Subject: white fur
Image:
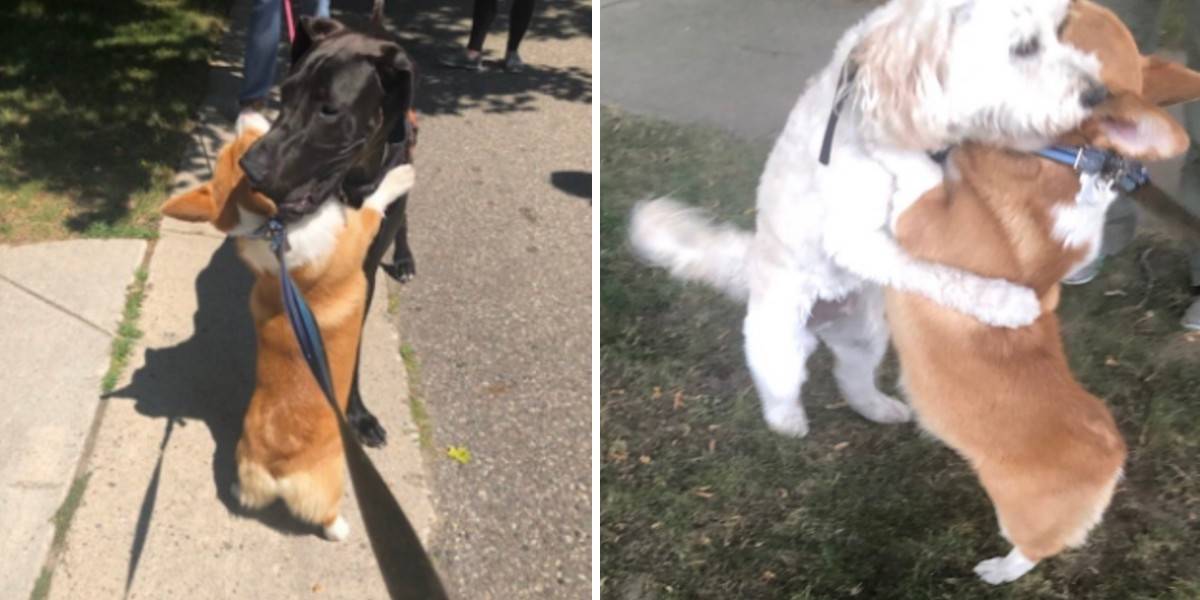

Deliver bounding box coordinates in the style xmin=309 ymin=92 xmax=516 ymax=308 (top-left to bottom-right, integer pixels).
xmin=323 ymin=515 xmax=350 ymax=542
xmin=236 ymin=164 xmax=415 ymax=274
xmin=974 ymin=548 xmax=1037 ymax=585
xmin=1054 ymin=173 xmax=1120 ymax=278
xmin=236 ymin=111 xmax=271 ymax=137
xmin=629 ymin=0 xmax=1100 ymax=437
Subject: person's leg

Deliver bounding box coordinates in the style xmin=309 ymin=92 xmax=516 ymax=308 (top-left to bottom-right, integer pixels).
xmin=1179 ymin=0 xmax=1200 ymax=328
xmin=240 ymin=0 xmax=284 ymax=108
xmin=442 ymin=0 xmax=495 ymax=70
xmin=503 ymin=0 xmax=536 ymax=70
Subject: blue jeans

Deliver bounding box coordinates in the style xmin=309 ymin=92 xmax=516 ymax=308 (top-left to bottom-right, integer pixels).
xmin=1098 ymin=0 xmax=1200 ymax=285
xmin=239 ymin=0 xmax=331 ymax=106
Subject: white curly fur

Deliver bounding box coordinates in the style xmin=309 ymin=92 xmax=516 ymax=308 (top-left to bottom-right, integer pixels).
xmin=629 ymin=0 xmax=1101 ymax=437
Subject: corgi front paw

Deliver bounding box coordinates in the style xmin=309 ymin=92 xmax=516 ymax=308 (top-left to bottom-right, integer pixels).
xmin=364 ymin=164 xmax=416 ymax=213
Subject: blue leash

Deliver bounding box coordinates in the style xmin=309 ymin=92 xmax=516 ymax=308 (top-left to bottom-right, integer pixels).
xmin=263 ymin=217 xmax=448 ymax=600
xmin=1034 ymin=145 xmax=1150 ymax=193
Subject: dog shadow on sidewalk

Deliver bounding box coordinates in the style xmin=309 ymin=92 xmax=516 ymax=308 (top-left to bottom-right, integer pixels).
xmin=107 ymin=240 xmax=318 ymax=588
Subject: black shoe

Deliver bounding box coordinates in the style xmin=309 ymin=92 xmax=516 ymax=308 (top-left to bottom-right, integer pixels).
xmin=440 ymin=52 xmax=483 ymax=71
xmin=503 ymin=52 xmax=525 ymax=72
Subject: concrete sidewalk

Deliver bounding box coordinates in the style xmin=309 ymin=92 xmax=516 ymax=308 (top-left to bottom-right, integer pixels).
xmin=1 ymin=1 xmax=433 ymax=599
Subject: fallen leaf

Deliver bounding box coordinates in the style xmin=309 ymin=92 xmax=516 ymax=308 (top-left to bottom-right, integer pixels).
xmin=447 ymin=446 xmax=472 ymax=464
xmin=833 ymin=442 xmax=850 ymax=451
xmin=693 ymin=486 xmax=714 ymax=499
xmin=639 ymin=455 xmax=652 ymax=464
xmin=1105 ymin=356 xmax=1120 ymax=367
xmin=651 ymin=386 xmax=663 ymax=400
xmin=760 ymin=570 xmax=777 ymax=582
xmin=708 ymin=439 xmax=716 ymax=453
xmin=608 ymin=439 xmax=629 ymax=463
xmin=673 ymin=391 xmax=684 ymax=411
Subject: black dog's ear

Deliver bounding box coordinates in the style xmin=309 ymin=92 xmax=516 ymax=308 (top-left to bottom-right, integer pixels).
xmin=291 ymin=16 xmax=346 ymax=66
xmin=375 ymin=42 xmax=417 ymax=143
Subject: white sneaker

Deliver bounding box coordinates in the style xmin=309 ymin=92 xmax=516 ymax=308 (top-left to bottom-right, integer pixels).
xmin=1181 ymin=297 xmax=1200 ymax=331
xmin=1063 ymin=257 xmax=1103 ymax=286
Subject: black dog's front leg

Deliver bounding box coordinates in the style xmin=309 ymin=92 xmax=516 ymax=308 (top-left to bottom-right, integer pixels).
xmin=380 ymin=194 xmax=415 ymax=283
xmin=344 ymin=195 xmax=414 ymax=447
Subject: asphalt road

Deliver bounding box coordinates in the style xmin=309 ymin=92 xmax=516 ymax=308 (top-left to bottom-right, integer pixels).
xmin=600 ymin=0 xmax=876 ymax=141
xmin=380 ymin=1 xmax=593 ymax=598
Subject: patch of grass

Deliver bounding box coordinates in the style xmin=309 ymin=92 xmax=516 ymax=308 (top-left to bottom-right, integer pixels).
xmin=102 ymin=267 xmax=149 ymax=392
xmin=30 ymin=472 xmax=92 ymax=600
xmin=600 ymin=107 xmax=1200 ymax=599
xmin=400 ymin=343 xmax=434 ymax=450
xmin=0 ymin=0 xmax=233 ymax=243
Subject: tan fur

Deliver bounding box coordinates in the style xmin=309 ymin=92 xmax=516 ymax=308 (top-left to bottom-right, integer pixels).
xmin=163 ymin=128 xmax=385 ymax=533
xmin=886 ymin=1 xmax=1200 ymax=564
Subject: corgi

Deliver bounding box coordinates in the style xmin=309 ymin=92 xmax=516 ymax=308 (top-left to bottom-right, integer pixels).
xmin=885 ymin=1 xmax=1200 ymax=584
xmin=162 ymin=113 xmax=416 ymax=540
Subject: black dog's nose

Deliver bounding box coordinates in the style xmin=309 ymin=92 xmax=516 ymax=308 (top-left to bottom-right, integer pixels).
xmin=1081 ymin=83 xmax=1109 ymax=109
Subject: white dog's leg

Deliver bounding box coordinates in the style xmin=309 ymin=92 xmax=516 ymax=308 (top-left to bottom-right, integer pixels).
xmin=815 ymin=288 xmax=911 ymax=424
xmin=744 ymin=285 xmax=818 ymax=437
xmin=974 ymin=547 xmax=1037 ymax=585
xmin=825 ymin=228 xmax=1041 ymax=328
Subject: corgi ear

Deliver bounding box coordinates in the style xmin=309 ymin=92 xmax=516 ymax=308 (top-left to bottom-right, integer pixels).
xmin=1085 ymin=91 xmax=1190 ymax=161
xmin=1141 ymin=55 xmax=1200 ymax=107
xmin=162 ymin=185 xmax=217 ymax=222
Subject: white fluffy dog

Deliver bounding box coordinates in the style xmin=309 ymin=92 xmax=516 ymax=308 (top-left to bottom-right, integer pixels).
xmin=630 ymin=0 xmax=1105 ymax=437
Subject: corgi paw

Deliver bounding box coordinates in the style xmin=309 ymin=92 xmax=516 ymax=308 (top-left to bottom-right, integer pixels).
xmin=974 ymin=549 xmax=1036 ymax=585
xmin=364 ymin=164 xmax=416 ymax=213
xmin=323 ymin=515 xmax=350 ymax=542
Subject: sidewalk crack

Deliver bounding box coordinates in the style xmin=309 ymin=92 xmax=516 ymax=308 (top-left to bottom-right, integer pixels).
xmin=0 ymin=274 xmax=115 ymax=338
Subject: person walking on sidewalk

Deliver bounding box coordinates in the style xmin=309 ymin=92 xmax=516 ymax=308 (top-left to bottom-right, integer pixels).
xmin=1069 ymin=0 xmax=1200 ymax=330
xmin=441 ymin=0 xmax=537 ymax=72
xmin=239 ymin=0 xmax=331 ymax=118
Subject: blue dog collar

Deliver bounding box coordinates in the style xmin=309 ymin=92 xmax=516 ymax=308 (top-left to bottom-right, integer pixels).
xmin=1035 ymin=145 xmax=1149 ymax=193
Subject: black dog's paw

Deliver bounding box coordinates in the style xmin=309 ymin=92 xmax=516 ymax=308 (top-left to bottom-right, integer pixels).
xmin=382 ymin=257 xmax=416 ymax=283
xmin=348 ymin=409 xmax=389 ymax=448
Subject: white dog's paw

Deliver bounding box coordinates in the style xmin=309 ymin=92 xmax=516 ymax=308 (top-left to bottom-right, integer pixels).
xmin=974 ymin=549 xmax=1036 ymax=585
xmin=850 ymin=392 xmax=913 ymax=424
xmin=972 ymin=280 xmax=1041 ymax=329
xmin=323 ymin=515 xmax=351 ymax=542
xmin=764 ymin=404 xmax=810 ymax=437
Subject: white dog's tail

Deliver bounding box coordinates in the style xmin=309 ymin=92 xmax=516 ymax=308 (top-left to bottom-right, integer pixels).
xmin=629 ymin=197 xmax=751 ymax=301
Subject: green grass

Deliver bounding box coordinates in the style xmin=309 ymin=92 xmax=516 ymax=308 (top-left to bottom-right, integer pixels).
xmin=0 ymin=0 xmax=233 ymax=243
xmin=600 ymin=107 xmax=1200 ymax=599
xmin=400 ymin=343 xmax=435 ymax=450
xmin=102 ymin=267 xmax=149 ymax=392
xmin=29 ymin=472 xmax=92 ymax=600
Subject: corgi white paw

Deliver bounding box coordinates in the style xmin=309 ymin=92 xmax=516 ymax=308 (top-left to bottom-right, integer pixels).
xmin=974 ymin=548 xmax=1036 ymax=585
xmin=323 ymin=515 xmax=350 ymax=542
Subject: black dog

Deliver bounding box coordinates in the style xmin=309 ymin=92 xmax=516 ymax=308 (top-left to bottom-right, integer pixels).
xmin=240 ymin=2 xmax=416 ymax=447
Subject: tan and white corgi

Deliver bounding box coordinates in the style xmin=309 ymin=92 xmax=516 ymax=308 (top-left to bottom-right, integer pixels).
xmin=162 ymin=114 xmax=415 ymax=540
xmin=886 ymin=1 xmax=1200 ymax=584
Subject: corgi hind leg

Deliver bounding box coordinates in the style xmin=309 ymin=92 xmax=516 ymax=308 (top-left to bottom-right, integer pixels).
xmin=277 ymin=454 xmax=348 ymax=541
xmin=233 ymin=459 xmax=280 ymax=510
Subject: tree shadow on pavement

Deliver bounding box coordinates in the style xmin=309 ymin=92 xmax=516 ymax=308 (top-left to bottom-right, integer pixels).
xmin=107 ymin=240 xmax=318 ymax=589
xmin=334 ymin=0 xmax=591 ymax=117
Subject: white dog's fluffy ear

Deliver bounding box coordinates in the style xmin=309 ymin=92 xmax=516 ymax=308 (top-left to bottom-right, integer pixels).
xmin=851 ymin=0 xmax=957 ymax=149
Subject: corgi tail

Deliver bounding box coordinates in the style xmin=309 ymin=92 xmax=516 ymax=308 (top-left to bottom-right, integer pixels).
xmin=629 ymin=197 xmax=752 ymax=301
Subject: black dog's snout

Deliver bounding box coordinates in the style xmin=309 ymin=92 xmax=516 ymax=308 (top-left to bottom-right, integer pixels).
xmin=1081 ymin=83 xmax=1110 ymax=109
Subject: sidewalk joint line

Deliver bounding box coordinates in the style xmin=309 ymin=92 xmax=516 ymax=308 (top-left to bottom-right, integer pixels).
xmin=0 ymin=274 xmax=115 ymax=339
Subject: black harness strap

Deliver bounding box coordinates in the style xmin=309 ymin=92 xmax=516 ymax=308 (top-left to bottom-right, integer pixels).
xmin=265 ymin=220 xmax=448 ymax=600
xmin=819 ymin=60 xmax=859 ymax=166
